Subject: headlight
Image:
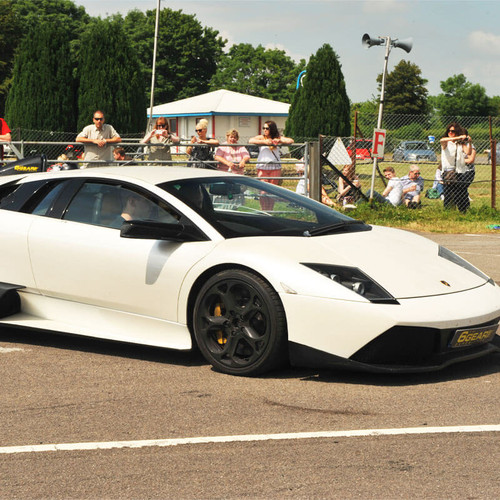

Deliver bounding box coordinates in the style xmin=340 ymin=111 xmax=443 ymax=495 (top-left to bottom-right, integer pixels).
xmin=302 ymin=263 xmax=399 ymax=304
xmin=438 ymin=246 xmax=494 ymax=285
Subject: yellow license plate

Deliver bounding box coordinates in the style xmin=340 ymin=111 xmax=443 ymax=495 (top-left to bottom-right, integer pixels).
xmin=449 ymin=325 xmax=497 ymax=348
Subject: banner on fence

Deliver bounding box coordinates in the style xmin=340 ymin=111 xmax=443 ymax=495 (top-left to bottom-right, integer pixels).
xmin=327 ymin=137 xmax=352 ymax=166
xmin=371 ymin=128 xmax=386 ymax=159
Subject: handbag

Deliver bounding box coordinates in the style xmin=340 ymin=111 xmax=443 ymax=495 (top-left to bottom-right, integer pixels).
xmin=442 ymin=170 xmax=456 ymax=185
xmin=189 ymin=141 xmax=215 ymax=169
xmin=425 ymin=187 xmax=440 ymax=199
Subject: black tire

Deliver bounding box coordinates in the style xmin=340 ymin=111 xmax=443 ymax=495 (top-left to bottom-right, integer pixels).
xmin=193 ymin=269 xmax=287 ymax=376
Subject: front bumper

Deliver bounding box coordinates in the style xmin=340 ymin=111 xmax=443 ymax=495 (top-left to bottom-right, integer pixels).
xmin=289 ymin=321 xmax=500 ymax=373
xmin=281 ymin=280 xmax=500 ymax=372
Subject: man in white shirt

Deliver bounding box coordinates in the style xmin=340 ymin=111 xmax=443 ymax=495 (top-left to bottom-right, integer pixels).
xmin=76 ymin=110 xmax=121 ymax=166
xmin=382 ymin=166 xmax=403 ymax=206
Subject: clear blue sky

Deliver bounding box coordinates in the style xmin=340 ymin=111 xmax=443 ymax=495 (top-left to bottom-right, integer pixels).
xmin=75 ymin=0 xmax=500 ymax=103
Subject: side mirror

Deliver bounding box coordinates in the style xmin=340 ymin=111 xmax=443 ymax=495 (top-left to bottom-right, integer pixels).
xmin=120 ymin=220 xmax=207 ymax=242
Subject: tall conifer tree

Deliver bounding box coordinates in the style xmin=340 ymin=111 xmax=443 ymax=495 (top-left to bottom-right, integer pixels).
xmin=77 ymin=18 xmax=146 ymax=133
xmin=5 ymin=24 xmax=76 ymax=130
xmin=286 ymin=44 xmax=350 ymax=139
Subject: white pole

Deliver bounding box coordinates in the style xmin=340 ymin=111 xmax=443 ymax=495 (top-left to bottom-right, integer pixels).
xmin=369 ymin=37 xmax=391 ymax=203
xmin=148 ymin=0 xmax=161 ymax=129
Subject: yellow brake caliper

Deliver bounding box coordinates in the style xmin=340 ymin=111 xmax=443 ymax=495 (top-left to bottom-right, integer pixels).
xmin=215 ymin=303 xmax=227 ymax=345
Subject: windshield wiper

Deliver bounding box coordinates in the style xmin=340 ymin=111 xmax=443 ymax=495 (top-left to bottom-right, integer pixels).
xmin=305 ymin=220 xmax=366 ymax=236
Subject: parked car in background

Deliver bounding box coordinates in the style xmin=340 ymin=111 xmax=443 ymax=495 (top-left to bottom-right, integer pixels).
xmin=393 ymin=141 xmax=437 ymax=162
xmin=346 ymin=138 xmax=373 ymax=161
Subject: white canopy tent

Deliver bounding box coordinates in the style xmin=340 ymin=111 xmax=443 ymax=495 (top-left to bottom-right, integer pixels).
xmin=147 ymin=89 xmax=290 ymax=142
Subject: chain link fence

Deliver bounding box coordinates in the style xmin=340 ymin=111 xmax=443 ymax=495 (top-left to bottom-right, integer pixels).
xmin=315 ymin=113 xmax=499 ymax=211
xmin=2 ymin=114 xmax=498 ymax=211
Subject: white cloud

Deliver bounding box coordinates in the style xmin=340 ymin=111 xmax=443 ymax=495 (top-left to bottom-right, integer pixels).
xmin=468 ymin=30 xmax=500 ymax=55
xmin=263 ymin=43 xmax=307 ymax=62
xmin=362 ymin=0 xmax=408 ymax=14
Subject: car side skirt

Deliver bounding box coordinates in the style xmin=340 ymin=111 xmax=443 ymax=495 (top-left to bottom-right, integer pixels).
xmin=0 ymin=292 xmax=193 ymax=350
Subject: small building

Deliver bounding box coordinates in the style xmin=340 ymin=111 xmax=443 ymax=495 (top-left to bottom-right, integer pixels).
xmin=148 ymin=89 xmax=290 ymax=143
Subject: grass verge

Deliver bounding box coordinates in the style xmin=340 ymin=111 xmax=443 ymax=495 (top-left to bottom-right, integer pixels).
xmin=346 ymin=202 xmax=499 ymax=233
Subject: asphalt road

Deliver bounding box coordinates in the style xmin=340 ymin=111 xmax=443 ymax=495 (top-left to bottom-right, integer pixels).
xmin=1 ymin=232 xmax=499 ymax=499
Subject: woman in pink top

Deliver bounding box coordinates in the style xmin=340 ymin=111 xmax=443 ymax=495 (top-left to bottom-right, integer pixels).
xmin=214 ymin=129 xmax=250 ymax=174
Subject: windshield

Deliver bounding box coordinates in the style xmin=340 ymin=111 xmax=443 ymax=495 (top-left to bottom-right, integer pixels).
xmin=158 ymin=176 xmax=370 ymax=238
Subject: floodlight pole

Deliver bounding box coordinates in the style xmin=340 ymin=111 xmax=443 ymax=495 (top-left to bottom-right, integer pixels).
xmin=363 ymin=33 xmax=412 ymax=203
xmin=148 ymin=0 xmax=161 ymax=129
xmin=369 ymin=36 xmax=391 ymax=203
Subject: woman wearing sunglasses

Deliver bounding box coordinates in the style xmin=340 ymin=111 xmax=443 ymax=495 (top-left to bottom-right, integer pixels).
xmin=249 ymin=120 xmax=293 ymax=210
xmin=186 ymin=119 xmax=219 ymax=169
xmin=141 ymin=117 xmax=180 ymax=164
xmin=440 ymin=122 xmax=471 ymax=212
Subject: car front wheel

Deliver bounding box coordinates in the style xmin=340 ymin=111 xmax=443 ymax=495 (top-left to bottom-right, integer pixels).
xmin=193 ymin=269 xmax=287 ymax=376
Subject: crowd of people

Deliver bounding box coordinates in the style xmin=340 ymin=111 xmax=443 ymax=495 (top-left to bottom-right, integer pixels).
xmin=343 ymin=121 xmax=476 ymax=212
xmin=0 ymin=112 xmax=479 ymax=212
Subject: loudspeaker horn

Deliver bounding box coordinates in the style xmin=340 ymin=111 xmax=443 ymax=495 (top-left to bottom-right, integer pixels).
xmin=392 ymin=37 xmax=413 ymax=53
xmin=362 ymin=33 xmax=384 ymax=49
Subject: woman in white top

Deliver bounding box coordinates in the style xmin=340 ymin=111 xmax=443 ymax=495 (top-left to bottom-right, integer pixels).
xmin=249 ymin=120 xmax=293 ymax=210
xmin=440 ymin=122 xmax=471 ymax=212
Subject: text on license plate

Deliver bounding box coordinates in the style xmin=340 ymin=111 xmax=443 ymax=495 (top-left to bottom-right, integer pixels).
xmin=449 ymin=325 xmax=497 ymax=348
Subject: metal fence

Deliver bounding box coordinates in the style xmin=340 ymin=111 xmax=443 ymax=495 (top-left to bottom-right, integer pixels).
xmin=2 ymin=115 xmax=498 ymax=211
xmin=1 ymin=130 xmax=309 ymax=186
xmin=315 ymin=113 xmax=499 ymax=211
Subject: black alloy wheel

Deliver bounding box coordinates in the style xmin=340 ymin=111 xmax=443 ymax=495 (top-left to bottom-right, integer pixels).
xmin=193 ymin=269 xmax=287 ymax=376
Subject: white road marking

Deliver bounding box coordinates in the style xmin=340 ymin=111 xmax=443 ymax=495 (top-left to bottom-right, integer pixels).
xmin=1 ymin=425 xmax=499 ymax=455
xmin=458 ymin=251 xmax=500 ymax=256
xmin=0 ymin=347 xmax=25 ymax=353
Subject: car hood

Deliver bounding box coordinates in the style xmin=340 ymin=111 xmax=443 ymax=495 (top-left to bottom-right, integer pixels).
xmin=216 ymin=225 xmax=491 ymax=300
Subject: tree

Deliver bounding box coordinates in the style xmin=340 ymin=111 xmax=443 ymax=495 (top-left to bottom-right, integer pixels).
xmin=286 ymin=44 xmax=350 ymax=138
xmin=123 ymin=8 xmax=225 ymax=106
xmin=376 ymin=60 xmax=428 ymax=114
xmin=2 ymin=0 xmax=89 ymax=117
xmin=5 ymin=24 xmax=77 ymax=130
xmin=489 ymin=96 xmax=500 ymax=116
xmin=433 ymin=74 xmax=490 ymax=117
xmin=209 ymin=43 xmax=306 ymax=103
xmin=11 ymin=0 xmax=89 ymax=33
xmin=76 ymin=18 xmax=147 ymax=133
xmin=0 ymin=0 xmax=22 ymax=116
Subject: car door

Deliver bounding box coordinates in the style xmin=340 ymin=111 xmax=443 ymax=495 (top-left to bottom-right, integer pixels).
xmin=27 ymin=179 xmax=218 ymax=323
xmin=0 ymin=178 xmax=67 ymax=291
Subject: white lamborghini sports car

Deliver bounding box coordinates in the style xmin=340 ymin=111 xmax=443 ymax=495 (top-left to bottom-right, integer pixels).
xmin=0 ymin=165 xmax=499 ymax=376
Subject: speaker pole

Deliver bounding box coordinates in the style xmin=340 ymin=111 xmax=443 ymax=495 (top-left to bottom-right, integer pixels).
xmin=362 ymin=33 xmax=413 ymax=204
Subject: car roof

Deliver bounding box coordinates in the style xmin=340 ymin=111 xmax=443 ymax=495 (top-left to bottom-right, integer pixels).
xmin=3 ymin=166 xmax=237 ymax=186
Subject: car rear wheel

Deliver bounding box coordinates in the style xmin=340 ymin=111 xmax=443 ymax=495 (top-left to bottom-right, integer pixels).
xmin=193 ymin=269 xmax=287 ymax=376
